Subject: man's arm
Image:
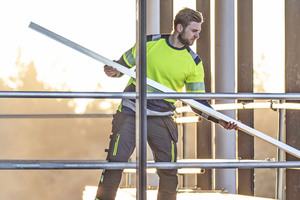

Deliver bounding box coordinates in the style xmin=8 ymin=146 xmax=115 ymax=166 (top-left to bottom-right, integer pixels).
xmin=192 ymin=100 xmax=239 ymax=130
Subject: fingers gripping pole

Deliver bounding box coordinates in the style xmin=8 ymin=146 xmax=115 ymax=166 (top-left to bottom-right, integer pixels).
xmin=28 ymin=22 xmax=300 ymax=159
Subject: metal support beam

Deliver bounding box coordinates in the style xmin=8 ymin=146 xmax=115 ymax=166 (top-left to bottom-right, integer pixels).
xmin=215 ymin=0 xmax=236 ymax=193
xmin=136 ymin=0 xmax=147 ymax=199
xmin=285 ymin=1 xmax=300 ymax=199
xmin=0 ymin=113 xmax=113 ymax=118
xmin=276 ymin=100 xmax=285 ymax=200
xmin=0 ymin=160 xmax=299 ymax=170
xmin=3 ymin=91 xmax=300 ymax=100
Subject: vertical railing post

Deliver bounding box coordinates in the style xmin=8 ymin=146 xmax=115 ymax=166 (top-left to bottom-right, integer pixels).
xmin=136 ymin=0 xmax=147 ymax=200
xmin=276 ymin=100 xmax=285 ymax=200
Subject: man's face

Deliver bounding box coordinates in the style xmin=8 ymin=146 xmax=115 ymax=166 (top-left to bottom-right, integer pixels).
xmin=178 ymin=21 xmax=202 ymax=46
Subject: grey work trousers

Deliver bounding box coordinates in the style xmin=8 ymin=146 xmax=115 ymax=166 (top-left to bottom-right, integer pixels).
xmin=95 ymin=111 xmax=178 ymax=200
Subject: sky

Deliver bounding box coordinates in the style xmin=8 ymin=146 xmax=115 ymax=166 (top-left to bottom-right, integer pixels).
xmin=0 ymin=0 xmax=137 ymax=112
xmin=0 ymin=0 xmax=285 ymax=112
xmin=0 ymin=0 xmax=135 ymax=91
xmin=253 ymin=0 xmax=284 ymax=93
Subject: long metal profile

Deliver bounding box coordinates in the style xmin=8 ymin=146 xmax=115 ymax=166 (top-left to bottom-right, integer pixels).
xmin=28 ymin=22 xmax=300 ymax=159
xmin=2 ymin=91 xmax=300 ymax=100
xmin=1 ymin=160 xmax=300 ymax=170
xmin=0 ymin=113 xmax=113 ymax=118
xmin=136 ymin=0 xmax=147 ymax=199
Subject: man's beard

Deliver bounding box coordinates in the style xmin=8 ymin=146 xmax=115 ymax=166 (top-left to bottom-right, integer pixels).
xmin=178 ymin=31 xmax=190 ymax=46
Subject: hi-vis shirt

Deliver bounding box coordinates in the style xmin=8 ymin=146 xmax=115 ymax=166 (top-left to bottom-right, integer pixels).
xmin=118 ymin=34 xmax=218 ymax=123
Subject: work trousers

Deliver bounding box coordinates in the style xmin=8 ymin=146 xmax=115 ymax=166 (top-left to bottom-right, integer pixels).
xmin=95 ymin=111 xmax=178 ymax=200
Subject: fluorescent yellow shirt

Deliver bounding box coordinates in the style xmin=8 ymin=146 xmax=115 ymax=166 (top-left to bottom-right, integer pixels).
xmin=120 ymin=34 xmax=207 ymax=116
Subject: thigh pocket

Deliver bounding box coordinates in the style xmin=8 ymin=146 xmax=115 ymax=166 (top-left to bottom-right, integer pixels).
xmin=162 ymin=117 xmax=178 ymax=143
xmin=111 ymin=111 xmax=127 ymax=133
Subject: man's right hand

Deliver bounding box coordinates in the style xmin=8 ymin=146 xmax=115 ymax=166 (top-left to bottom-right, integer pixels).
xmin=219 ymin=120 xmax=239 ymax=130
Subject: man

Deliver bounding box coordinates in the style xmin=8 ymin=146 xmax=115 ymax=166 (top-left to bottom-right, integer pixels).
xmin=95 ymin=8 xmax=238 ymax=200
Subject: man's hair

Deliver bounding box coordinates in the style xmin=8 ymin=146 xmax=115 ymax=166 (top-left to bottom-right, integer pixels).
xmin=173 ymin=8 xmax=204 ymax=30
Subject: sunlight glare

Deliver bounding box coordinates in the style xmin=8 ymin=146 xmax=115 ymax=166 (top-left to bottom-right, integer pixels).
xmin=0 ymin=0 xmax=135 ymax=112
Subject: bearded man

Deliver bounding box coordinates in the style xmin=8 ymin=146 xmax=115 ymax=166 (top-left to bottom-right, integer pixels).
xmin=95 ymin=7 xmax=238 ymax=200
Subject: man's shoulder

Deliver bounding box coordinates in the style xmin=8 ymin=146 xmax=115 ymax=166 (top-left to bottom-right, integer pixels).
xmin=146 ymin=34 xmax=169 ymax=42
xmin=185 ymin=46 xmax=202 ymax=65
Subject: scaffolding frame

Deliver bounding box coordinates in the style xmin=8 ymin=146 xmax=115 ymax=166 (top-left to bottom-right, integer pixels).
xmin=1 ymin=91 xmax=300 ymax=200
xmin=1 ymin=0 xmax=299 ymax=198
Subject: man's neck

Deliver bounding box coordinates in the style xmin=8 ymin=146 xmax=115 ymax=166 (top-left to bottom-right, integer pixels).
xmin=169 ymin=33 xmax=184 ymax=49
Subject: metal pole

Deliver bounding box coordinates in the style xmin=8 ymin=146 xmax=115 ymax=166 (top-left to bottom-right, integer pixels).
xmin=3 ymin=91 xmax=300 ymax=100
xmin=136 ymin=0 xmax=147 ymax=200
xmin=0 ymin=91 xmax=136 ymax=99
xmin=0 ymin=113 xmax=113 ymax=118
xmin=276 ymin=99 xmax=285 ymax=200
xmin=0 ymin=160 xmax=299 ymax=170
xmin=215 ymin=0 xmax=237 ymax=193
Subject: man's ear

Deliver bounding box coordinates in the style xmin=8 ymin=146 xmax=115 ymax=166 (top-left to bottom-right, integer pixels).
xmin=176 ymin=24 xmax=183 ymax=33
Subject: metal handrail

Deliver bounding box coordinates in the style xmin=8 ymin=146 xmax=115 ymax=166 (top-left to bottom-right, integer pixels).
xmin=0 ymin=113 xmax=113 ymax=119
xmin=1 ymin=91 xmax=300 ymax=100
xmin=0 ymin=160 xmax=299 ymax=170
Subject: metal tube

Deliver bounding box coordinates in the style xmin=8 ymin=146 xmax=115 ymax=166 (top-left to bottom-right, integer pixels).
xmin=0 ymin=160 xmax=299 ymax=170
xmin=136 ymin=0 xmax=147 ymax=199
xmin=2 ymin=91 xmax=300 ymax=100
xmin=215 ymin=0 xmax=236 ymax=193
xmin=0 ymin=114 xmax=113 ymax=119
xmin=151 ymin=93 xmax=300 ymax=100
xmin=276 ymin=99 xmax=285 ymax=200
xmin=0 ymin=91 xmax=136 ymax=99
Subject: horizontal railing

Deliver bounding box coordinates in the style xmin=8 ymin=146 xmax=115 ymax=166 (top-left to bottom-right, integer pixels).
xmin=0 ymin=160 xmax=300 ymax=170
xmin=1 ymin=91 xmax=300 ymax=170
xmin=1 ymin=91 xmax=300 ymax=100
xmin=0 ymin=113 xmax=113 ymax=119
